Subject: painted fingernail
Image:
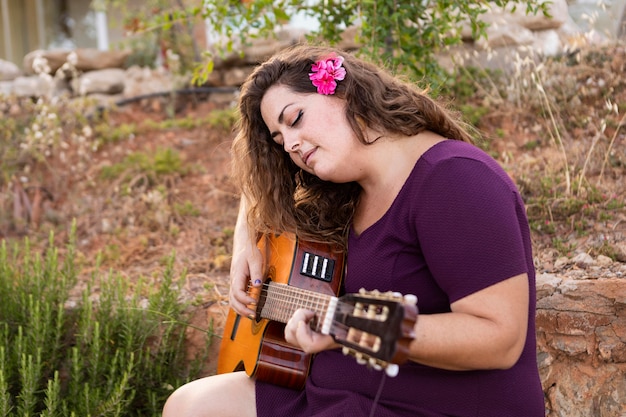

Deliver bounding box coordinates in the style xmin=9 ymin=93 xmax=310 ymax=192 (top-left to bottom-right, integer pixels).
xmin=253 ymin=279 xmax=261 ymax=285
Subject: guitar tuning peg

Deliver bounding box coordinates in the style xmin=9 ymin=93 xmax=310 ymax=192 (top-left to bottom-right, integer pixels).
xmin=370 ymin=359 xmax=382 ymax=371
xmin=385 ymin=364 xmax=399 ymax=377
xmin=403 ymin=294 xmax=418 ymax=305
xmin=342 ymin=347 xmax=367 ymax=365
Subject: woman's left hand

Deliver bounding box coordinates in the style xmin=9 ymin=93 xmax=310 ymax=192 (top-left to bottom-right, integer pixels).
xmin=284 ymin=309 xmax=338 ymax=353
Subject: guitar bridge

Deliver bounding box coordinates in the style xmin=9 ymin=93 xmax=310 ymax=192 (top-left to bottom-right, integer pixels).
xmin=300 ymin=251 xmax=335 ymax=282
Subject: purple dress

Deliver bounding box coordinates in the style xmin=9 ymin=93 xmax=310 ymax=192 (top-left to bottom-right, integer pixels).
xmin=256 ymin=140 xmax=544 ymax=416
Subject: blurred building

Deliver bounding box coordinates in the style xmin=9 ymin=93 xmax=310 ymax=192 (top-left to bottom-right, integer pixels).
xmin=0 ymin=0 xmax=156 ymax=66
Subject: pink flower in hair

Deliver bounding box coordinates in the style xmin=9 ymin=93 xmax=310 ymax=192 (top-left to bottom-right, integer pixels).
xmin=309 ymin=54 xmax=346 ymax=95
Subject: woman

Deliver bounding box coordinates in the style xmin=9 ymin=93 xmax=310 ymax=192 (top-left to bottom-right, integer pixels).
xmin=163 ymin=44 xmax=544 ymax=416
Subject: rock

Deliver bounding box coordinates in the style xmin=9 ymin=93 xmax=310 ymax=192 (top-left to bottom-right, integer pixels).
xmin=544 ymin=363 xmax=626 ymax=417
xmin=71 ymin=68 xmax=126 ymax=95
xmin=531 ymin=29 xmax=563 ymax=57
xmin=614 ymin=242 xmax=626 ymax=262
xmin=123 ymin=66 xmax=174 ymax=98
xmin=72 ymin=48 xmax=131 ymax=72
xmin=461 ymin=0 xmax=569 ymax=39
xmin=0 ymin=81 xmax=13 ymax=96
xmin=554 ymin=256 xmax=570 ymax=270
xmin=477 ymin=22 xmax=536 ymax=49
xmin=536 ymin=272 xmax=562 ymax=298
xmin=596 ymin=325 xmax=626 ymax=363
xmin=239 ymin=26 xmax=308 ymax=66
xmin=23 ymin=50 xmax=66 ymax=75
xmin=12 ymin=75 xmax=53 ymax=97
xmin=500 ymin=0 xmax=570 ymax=31
xmin=572 ymin=252 xmax=595 ymax=268
xmin=0 ymin=59 xmax=21 ymax=81
xmin=597 ymin=255 xmax=613 ymax=267
xmin=23 ymin=48 xmax=130 ymax=75
xmin=537 ymin=277 xmax=626 ymax=416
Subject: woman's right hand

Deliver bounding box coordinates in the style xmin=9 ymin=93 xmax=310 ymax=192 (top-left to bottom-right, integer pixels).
xmin=228 ymin=199 xmax=264 ymax=318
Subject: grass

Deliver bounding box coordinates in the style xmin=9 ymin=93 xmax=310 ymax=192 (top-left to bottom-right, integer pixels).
xmin=444 ymin=43 xmax=626 ymax=258
xmin=0 ymin=226 xmax=214 ymax=417
xmin=99 ymin=148 xmax=187 ymax=187
xmin=94 ymin=107 xmax=239 ymax=146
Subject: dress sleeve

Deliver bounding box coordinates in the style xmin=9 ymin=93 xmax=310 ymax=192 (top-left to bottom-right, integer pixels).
xmin=414 ymin=156 xmax=529 ymax=303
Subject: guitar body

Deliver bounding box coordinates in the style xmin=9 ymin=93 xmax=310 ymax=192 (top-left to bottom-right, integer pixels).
xmin=217 ymin=234 xmax=344 ymax=389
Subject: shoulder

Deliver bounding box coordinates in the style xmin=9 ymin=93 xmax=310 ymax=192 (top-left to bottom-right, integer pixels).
xmin=415 ymin=140 xmax=515 ymax=192
xmin=421 ymin=140 xmax=494 ymax=166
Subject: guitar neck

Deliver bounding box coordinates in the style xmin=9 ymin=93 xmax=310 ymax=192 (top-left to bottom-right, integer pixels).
xmin=254 ymin=280 xmax=418 ymax=375
xmin=258 ymin=282 xmax=334 ymax=330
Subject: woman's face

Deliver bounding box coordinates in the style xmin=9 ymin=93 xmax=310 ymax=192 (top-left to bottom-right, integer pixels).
xmin=260 ymin=84 xmax=364 ymax=183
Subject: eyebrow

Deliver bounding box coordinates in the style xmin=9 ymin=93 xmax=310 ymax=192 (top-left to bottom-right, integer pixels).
xmin=270 ymin=103 xmax=293 ymax=138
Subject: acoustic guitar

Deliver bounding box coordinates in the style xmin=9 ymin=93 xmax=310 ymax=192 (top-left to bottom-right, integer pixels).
xmin=217 ymin=233 xmax=418 ymax=389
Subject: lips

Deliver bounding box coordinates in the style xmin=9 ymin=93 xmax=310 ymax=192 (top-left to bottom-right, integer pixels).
xmin=302 ymin=148 xmax=316 ymax=166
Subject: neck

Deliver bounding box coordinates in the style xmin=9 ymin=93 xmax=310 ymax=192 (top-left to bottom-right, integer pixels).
xmin=352 ymin=132 xmax=446 ymax=234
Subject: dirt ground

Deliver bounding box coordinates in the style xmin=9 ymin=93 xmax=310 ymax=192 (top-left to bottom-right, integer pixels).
xmin=2 ymin=44 xmax=626 ymax=376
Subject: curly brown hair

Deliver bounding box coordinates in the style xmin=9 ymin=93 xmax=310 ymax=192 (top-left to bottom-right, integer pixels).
xmin=231 ymin=44 xmax=473 ymax=249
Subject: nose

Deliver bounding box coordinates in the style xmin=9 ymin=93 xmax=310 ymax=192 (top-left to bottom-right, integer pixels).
xmin=283 ymin=133 xmax=301 ymax=153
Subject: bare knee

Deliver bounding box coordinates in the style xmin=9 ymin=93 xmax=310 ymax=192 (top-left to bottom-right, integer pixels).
xmin=163 ymin=382 xmax=196 ymax=417
xmin=163 ymin=372 xmax=256 ymax=417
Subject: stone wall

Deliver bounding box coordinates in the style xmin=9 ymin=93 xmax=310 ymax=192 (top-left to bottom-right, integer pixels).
xmin=537 ymin=270 xmax=626 ymax=416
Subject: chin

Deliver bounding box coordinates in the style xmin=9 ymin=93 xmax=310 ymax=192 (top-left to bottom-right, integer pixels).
xmin=316 ymin=173 xmax=342 ymax=183
xmin=311 ymin=169 xmax=329 ymax=181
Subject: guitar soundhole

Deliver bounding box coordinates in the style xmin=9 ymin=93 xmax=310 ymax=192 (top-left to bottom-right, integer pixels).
xmin=229 ymin=315 xmax=241 ymax=341
xmin=300 ymin=251 xmax=335 ymax=282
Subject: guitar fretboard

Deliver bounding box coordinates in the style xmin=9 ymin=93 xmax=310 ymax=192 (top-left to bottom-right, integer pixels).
xmin=258 ymin=282 xmax=334 ymax=332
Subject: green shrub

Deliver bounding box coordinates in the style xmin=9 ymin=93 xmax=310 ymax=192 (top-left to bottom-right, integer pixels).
xmin=0 ymin=227 xmax=213 ymax=417
xmin=99 ymin=148 xmax=187 ymax=193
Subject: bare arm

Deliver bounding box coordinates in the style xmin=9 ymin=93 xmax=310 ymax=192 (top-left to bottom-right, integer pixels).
xmin=408 ymin=273 xmax=529 ymax=370
xmin=228 ymin=198 xmax=264 ymax=318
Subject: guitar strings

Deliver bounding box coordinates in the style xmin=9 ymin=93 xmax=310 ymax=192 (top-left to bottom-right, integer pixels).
xmin=253 ymin=282 xmax=388 ymax=355
xmin=249 ymin=282 xmax=397 ymax=381
xmin=253 ymin=281 xmax=388 ymax=327
xmin=256 ymin=282 xmax=363 ymax=317
xmin=260 ymin=283 xmax=332 ymax=325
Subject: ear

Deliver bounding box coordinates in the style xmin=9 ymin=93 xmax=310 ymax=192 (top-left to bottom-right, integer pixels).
xmin=355 ymin=116 xmax=384 ymax=144
xmin=355 ymin=115 xmax=368 ymax=131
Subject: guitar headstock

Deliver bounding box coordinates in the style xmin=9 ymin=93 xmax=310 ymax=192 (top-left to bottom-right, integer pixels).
xmin=331 ymin=289 xmax=418 ymax=376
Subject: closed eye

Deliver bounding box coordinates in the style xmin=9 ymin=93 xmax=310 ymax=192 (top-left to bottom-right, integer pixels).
xmin=291 ymin=110 xmax=303 ymax=127
xmin=270 ymin=109 xmax=302 ymax=145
